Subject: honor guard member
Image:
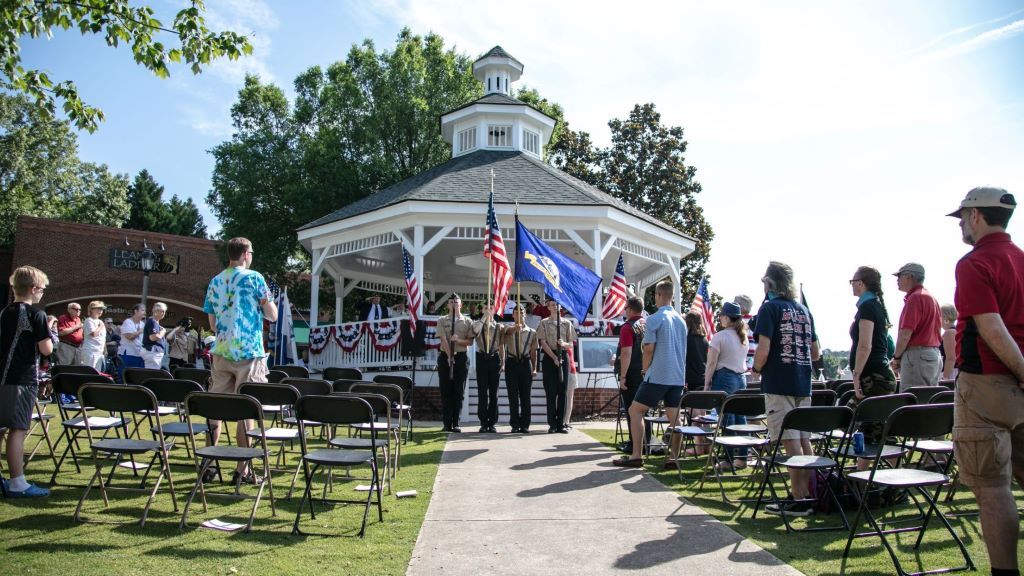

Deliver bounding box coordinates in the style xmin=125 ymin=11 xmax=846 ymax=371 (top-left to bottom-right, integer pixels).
xmin=436 ymin=295 xmax=474 ymax=433
xmin=538 ymin=296 xmax=577 ymax=433
xmin=502 ymin=304 xmax=538 ymax=433
xmin=474 ymin=305 xmax=503 ymax=433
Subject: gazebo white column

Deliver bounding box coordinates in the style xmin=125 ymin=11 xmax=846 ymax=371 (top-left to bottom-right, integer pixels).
xmin=335 ymin=276 xmax=344 ymax=324
xmin=309 ymin=247 xmax=324 ymax=327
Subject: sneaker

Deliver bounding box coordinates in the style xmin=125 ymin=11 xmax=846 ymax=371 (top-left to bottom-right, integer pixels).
xmin=766 ymin=499 xmax=814 ymax=517
xmin=6 ymin=482 xmax=50 ymax=498
xmin=231 ymin=469 xmax=264 ymax=486
xmin=201 ymin=466 xmax=218 ymax=484
xmin=557 ymin=427 xmax=570 ymax=434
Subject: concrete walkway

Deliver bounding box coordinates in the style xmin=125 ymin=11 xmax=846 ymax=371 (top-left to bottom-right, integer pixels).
xmin=407 ymin=426 xmax=802 ymax=575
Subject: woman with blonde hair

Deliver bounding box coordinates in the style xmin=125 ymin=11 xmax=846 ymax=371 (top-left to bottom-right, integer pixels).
xmin=82 ymin=300 xmax=107 ymax=371
xmin=940 ymin=304 xmax=957 ymax=380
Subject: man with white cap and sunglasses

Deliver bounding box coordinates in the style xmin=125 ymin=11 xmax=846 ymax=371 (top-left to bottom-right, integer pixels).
xmin=948 ymin=186 xmax=1024 ymax=576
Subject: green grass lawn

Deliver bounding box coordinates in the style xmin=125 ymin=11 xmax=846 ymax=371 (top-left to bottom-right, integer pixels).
xmin=583 ymin=428 xmax=1021 ymax=576
xmin=2 ymin=413 xmax=445 ymax=576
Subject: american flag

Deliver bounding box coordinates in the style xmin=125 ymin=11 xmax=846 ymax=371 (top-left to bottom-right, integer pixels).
xmin=402 ymin=246 xmax=421 ymax=334
xmin=483 ymin=187 xmax=512 ymax=311
xmin=689 ymin=277 xmax=716 ymax=342
xmin=601 ymin=253 xmax=628 ymax=319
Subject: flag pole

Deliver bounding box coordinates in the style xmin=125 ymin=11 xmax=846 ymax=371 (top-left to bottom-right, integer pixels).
xmin=515 ymin=199 xmax=520 ymax=313
xmin=487 ymin=168 xmax=495 ymax=309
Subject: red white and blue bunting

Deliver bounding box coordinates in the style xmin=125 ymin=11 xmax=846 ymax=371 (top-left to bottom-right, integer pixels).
xmin=367 ymin=320 xmax=401 ymax=352
xmin=308 ymin=326 xmax=333 ymax=354
xmin=335 ymin=323 xmax=363 ymax=352
xmin=423 ymin=320 xmax=440 ymax=350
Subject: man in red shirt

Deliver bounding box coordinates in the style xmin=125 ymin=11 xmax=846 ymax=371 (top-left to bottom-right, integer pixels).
xmin=891 ymin=262 xmax=942 ymax=390
xmin=949 ymin=186 xmax=1024 ymax=576
xmin=615 ymin=297 xmax=645 ymax=454
xmin=55 ymin=302 xmax=84 ymax=365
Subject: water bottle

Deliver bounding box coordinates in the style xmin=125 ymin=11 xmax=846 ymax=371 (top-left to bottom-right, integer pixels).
xmin=852 ymin=431 xmax=865 ymax=455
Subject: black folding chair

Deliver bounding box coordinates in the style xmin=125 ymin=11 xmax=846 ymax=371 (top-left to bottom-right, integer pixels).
xmin=73 ymin=384 xmax=178 ymax=526
xmin=350 ymin=383 xmax=404 ymax=473
xmin=929 ymin=390 xmax=954 ymax=404
xmin=752 ymin=406 xmax=854 ymax=532
xmin=842 ymin=404 xmax=975 ymax=576
xmin=834 ymin=381 xmax=855 ymax=398
xmin=280 ymin=378 xmax=332 ymax=439
xmin=811 ymin=389 xmax=837 ymax=407
xmin=834 ymin=394 xmax=916 ymax=466
xmin=238 ymin=382 xmax=303 ymax=494
xmin=139 ymin=379 xmax=210 ymax=462
xmin=373 ymin=374 xmax=414 ymax=442
xmin=272 ymin=364 xmax=310 ymax=379
xmin=668 ymin=391 xmax=727 ymax=477
xmin=329 ymin=391 xmax=394 ymax=494
xmin=173 ymin=367 xmax=211 ymax=389
xmin=292 ymin=395 xmax=382 ymax=537
xmin=323 ymin=367 xmax=363 ymax=381
xmin=49 ymin=373 xmax=125 ymax=486
xmin=266 ymin=370 xmax=289 ymax=384
xmin=122 ymin=368 xmax=177 ymax=437
xmin=332 ymin=379 xmax=367 ymax=393
xmin=699 ymin=394 xmax=771 ymax=504
xmin=905 ymin=386 xmax=943 ymax=407
xmin=179 ymin=392 xmax=276 ymax=532
xmin=50 ymin=365 xmax=100 ymax=377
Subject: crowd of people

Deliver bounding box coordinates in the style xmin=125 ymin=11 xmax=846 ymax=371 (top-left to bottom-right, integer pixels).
xmin=2 ymin=187 xmax=1023 ymax=575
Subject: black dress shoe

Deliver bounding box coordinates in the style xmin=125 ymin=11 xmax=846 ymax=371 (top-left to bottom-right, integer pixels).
xmin=442 ymin=426 xmax=452 ymax=432
xmin=521 ymin=428 xmax=530 ymax=434
xmin=488 ymin=426 xmax=498 ymax=433
xmin=557 ymin=427 xmax=570 ymax=434
xmin=452 ymin=427 xmax=462 ymax=433
xmin=548 ymin=427 xmax=557 ymax=434
xmin=479 ymin=426 xmax=488 ymax=433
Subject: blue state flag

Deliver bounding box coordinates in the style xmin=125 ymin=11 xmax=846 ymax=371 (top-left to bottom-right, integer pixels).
xmin=514 ymin=218 xmax=602 ymax=321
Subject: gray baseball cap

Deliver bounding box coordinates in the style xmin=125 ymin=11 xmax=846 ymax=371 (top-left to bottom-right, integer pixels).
xmin=947 ymin=187 xmax=1017 ymax=217
xmin=893 ymin=262 xmax=925 ymax=277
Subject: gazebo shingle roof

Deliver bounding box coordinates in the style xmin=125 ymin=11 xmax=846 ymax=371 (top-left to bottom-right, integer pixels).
xmin=475 ymin=45 xmax=521 ymax=67
xmin=298 ymin=150 xmax=689 ymax=238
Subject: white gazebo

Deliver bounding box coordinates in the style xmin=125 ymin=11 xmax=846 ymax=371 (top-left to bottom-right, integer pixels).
xmin=296 ymin=46 xmax=696 ymax=371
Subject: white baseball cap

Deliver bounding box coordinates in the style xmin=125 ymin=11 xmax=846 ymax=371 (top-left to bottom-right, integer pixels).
xmin=947 ymin=187 xmax=1017 ymax=217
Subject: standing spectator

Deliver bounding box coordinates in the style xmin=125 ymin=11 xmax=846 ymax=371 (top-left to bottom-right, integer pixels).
xmin=425 ymin=301 xmax=436 ymax=315
xmin=81 ymin=301 xmax=107 ymax=372
xmin=752 ymin=262 xmax=820 ymax=516
xmin=948 ymin=187 xmax=1024 ymax=576
xmin=204 ymin=237 xmax=277 ymax=484
xmin=891 ymin=263 xmax=943 ymax=390
xmin=613 ymin=281 xmax=686 ymax=467
xmin=55 ymin=302 xmax=83 ymax=365
xmin=166 ymin=317 xmax=197 ymax=370
xmin=733 ymin=294 xmax=758 ymax=375
xmin=705 ymin=302 xmax=750 ymax=471
xmin=616 ymin=297 xmax=646 ymax=453
xmin=847 ymin=266 xmax=897 ymax=469
xmin=118 ymin=304 xmax=146 ymax=368
xmin=141 ymin=302 xmax=169 ymax=370
xmin=684 ymin=311 xmax=708 ymax=390
xmin=358 ymin=294 xmax=389 ymax=322
xmin=0 ymin=266 xmax=53 ymax=497
xmin=940 ymin=304 xmax=957 ymax=380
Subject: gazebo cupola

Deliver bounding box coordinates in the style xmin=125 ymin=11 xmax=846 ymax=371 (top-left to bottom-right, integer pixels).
xmin=440 ymin=46 xmax=556 ymax=160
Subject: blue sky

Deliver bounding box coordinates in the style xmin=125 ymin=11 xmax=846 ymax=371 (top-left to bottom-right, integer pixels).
xmin=21 ymin=0 xmax=1024 ymax=350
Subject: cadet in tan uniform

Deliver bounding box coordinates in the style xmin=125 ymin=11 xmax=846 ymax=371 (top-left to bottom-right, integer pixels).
xmin=473 ymin=306 xmax=502 ymax=433
xmin=502 ymin=304 xmax=538 ymax=433
xmin=436 ymin=294 xmax=474 ymax=433
xmin=538 ymin=296 xmax=577 ymax=433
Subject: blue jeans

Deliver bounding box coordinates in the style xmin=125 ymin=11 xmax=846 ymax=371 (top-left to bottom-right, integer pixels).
xmin=711 ymin=368 xmax=748 ymax=458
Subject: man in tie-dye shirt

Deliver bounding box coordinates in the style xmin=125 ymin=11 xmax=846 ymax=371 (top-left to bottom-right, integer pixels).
xmin=202 ymin=237 xmax=278 ymax=484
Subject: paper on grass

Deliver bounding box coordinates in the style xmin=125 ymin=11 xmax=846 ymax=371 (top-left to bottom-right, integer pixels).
xmin=354 ymin=484 xmax=379 ymax=492
xmin=396 ymin=490 xmax=418 ymax=498
xmin=201 ymin=519 xmax=246 ymax=532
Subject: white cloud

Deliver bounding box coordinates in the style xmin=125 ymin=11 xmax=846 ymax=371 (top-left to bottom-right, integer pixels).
xmin=179 ymin=105 xmax=233 ymax=138
xmin=923 ymin=18 xmax=1024 ymax=62
xmin=198 ymin=0 xmax=279 ymax=84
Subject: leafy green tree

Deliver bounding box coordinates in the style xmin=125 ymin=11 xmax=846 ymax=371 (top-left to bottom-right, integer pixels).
xmin=164 ymin=195 xmax=206 ymax=237
xmin=209 ymin=29 xmax=487 ymax=279
xmin=1 ymin=0 xmax=252 ymax=132
xmin=0 ymin=92 xmax=128 ymax=245
xmin=553 ymin=103 xmax=714 ymax=302
xmin=125 ymin=169 xmax=167 ymax=232
xmin=514 ymin=87 xmax=565 ymax=158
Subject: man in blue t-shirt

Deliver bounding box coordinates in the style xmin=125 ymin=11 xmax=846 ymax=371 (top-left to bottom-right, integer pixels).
xmin=613 ymin=281 xmax=687 ymax=468
xmin=751 ymin=261 xmax=820 ymax=517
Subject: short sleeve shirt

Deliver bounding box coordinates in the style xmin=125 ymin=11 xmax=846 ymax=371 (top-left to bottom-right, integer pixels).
xmin=119 ymin=318 xmax=143 ymax=356
xmin=0 ymin=303 xmax=49 ymax=387
xmin=755 ymin=297 xmax=815 ymax=397
xmin=204 ymin=267 xmax=271 ymax=361
xmin=436 ymin=314 xmax=474 ymax=354
xmin=82 ymin=317 xmax=106 ymax=354
xmin=709 ymin=328 xmax=748 ymax=374
xmin=899 ymin=285 xmax=942 ymax=347
xmin=57 ymin=313 xmax=83 ymax=346
xmin=850 ymin=297 xmax=889 ymax=373
xmin=641 ymin=305 xmax=687 ymax=386
xmin=142 ymin=317 xmax=165 ymax=351
xmin=954 ymin=232 xmax=1024 ymax=375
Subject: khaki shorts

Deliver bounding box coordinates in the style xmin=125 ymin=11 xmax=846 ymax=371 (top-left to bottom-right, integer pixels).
xmin=952 ymin=372 xmax=1024 ymax=488
xmin=209 ymin=355 xmax=268 ymax=394
xmin=766 ymin=394 xmax=810 ymax=442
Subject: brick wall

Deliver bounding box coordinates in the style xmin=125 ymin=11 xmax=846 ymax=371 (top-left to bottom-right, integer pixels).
xmin=7 ymin=216 xmax=224 ymax=323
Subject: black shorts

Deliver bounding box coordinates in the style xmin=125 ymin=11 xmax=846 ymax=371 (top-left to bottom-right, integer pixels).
xmin=0 ymin=385 xmax=38 ymax=430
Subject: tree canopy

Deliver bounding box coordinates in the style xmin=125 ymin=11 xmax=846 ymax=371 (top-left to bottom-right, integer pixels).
xmin=0 ymin=91 xmax=128 ymax=245
xmin=552 ymin=103 xmax=714 ymax=303
xmin=125 ymin=169 xmax=206 ymax=238
xmin=1 ymin=0 xmax=252 ymax=132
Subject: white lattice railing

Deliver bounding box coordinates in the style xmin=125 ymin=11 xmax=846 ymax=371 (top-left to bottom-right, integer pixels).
xmin=307 ymin=315 xmax=626 ymax=373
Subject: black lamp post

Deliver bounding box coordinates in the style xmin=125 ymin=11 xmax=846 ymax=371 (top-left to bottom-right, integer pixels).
xmin=140 ymin=246 xmax=156 ymax=309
